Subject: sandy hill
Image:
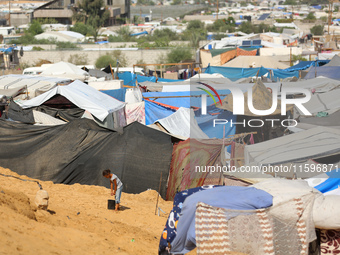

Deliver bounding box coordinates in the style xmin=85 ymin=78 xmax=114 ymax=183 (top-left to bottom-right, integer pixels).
xmin=0 ymin=167 xmax=173 ymax=255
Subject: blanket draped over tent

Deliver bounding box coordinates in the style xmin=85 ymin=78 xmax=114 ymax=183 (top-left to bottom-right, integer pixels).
xmin=166 ymin=139 xmax=231 ymax=201
xmin=0 ymin=119 xmax=173 ymax=198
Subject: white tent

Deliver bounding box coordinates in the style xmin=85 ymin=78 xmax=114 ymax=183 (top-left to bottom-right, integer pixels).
xmin=156 ymin=107 xmax=209 ymax=139
xmin=35 ymin=31 xmax=84 ymax=43
xmin=19 ymin=80 xmax=125 ymax=124
xmin=40 ymin=61 xmax=89 ymax=81
xmin=0 ymin=74 xmax=71 ymax=99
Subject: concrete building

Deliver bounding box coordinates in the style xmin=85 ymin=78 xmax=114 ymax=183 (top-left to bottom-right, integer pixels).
xmin=33 ymin=0 xmax=130 ymax=25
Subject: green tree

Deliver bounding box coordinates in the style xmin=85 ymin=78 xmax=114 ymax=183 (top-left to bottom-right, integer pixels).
xmin=187 ymin=20 xmax=205 ymax=31
xmin=95 ymin=54 xmax=114 ymax=69
xmin=283 ymin=0 xmax=297 ymax=4
xmin=112 ymin=50 xmax=128 ymax=67
xmin=310 ymin=25 xmax=324 ymax=36
xmin=306 ymin=13 xmax=316 ymax=20
xmin=117 ymin=26 xmax=131 ymax=41
xmin=75 ymin=0 xmax=110 ymax=41
xmin=238 ymin=21 xmax=256 ymax=34
xmin=56 ymin=41 xmax=80 ymax=50
xmin=28 ymin=20 xmax=43 ymax=36
xmin=70 ymin=22 xmax=91 ymax=36
xmin=167 ymin=47 xmax=193 ymax=63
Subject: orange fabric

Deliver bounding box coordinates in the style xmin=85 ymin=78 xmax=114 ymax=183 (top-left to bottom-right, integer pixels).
xmin=237 ymin=47 xmax=257 ymax=56
xmin=220 ymin=49 xmax=237 ymax=65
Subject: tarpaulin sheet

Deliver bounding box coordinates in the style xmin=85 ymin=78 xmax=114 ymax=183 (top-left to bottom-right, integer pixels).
xmin=285 ymin=60 xmax=330 ymax=71
xmin=101 ymin=88 xmax=127 ymax=102
xmin=143 ymin=90 xmax=236 ymax=139
xmin=270 ymin=69 xmax=299 ymax=81
xmin=305 ymin=66 xmax=340 ymax=80
xmin=166 ymin=139 xmax=232 ymax=201
xmin=0 ymin=119 xmax=173 ymax=198
xmin=209 ymin=48 xmax=236 ymax=57
xmin=204 ymin=65 xmax=269 ymax=81
xmin=170 ymin=186 xmax=273 ymax=254
xmin=220 ymin=49 xmax=237 ymax=65
xmin=117 ymin=72 xmax=183 ymax=86
xmin=236 ymin=47 xmax=257 ymax=56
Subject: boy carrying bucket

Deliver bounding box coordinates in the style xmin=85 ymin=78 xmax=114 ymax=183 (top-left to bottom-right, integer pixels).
xmin=103 ymin=169 xmax=123 ymax=211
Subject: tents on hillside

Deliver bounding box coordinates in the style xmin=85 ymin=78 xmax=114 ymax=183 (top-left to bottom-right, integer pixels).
xmin=18 ymin=80 xmax=126 ymax=130
xmin=0 ymin=119 xmax=173 ymax=198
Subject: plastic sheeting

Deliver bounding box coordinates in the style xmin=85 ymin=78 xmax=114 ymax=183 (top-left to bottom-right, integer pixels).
xmin=19 ymin=80 xmax=125 ymax=122
xmin=244 ymin=127 xmax=340 ymax=166
xmin=285 ymin=60 xmax=329 ymax=71
xmin=143 ymin=90 xmax=236 ymax=139
xmin=156 ymin=107 xmax=209 ymax=139
xmin=305 ymin=66 xmax=340 ymax=80
xmin=101 ymin=88 xmax=127 ymax=102
xmin=0 ymin=119 xmax=173 ymax=198
xmin=118 ymin=72 xmax=184 ymax=86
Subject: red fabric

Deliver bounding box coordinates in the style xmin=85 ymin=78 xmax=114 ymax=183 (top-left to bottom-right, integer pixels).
xmin=237 ymin=47 xmax=257 ymax=56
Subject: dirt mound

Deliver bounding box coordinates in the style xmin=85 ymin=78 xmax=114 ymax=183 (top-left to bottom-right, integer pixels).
xmin=0 ymin=167 xmax=173 ymax=255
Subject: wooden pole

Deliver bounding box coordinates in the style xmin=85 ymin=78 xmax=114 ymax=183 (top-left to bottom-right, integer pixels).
xmin=155 ymin=172 xmax=162 ymax=215
xmin=109 ymin=63 xmax=115 ymax=80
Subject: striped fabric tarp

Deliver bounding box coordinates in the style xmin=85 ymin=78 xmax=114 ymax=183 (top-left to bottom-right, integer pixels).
xmin=195 ymin=197 xmax=312 ymax=255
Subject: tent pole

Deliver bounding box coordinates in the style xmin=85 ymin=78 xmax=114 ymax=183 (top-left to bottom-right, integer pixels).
xmin=155 ymin=172 xmax=162 ymax=215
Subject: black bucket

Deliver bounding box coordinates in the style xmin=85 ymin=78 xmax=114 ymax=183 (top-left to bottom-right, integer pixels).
xmin=108 ymin=199 xmax=116 ymax=210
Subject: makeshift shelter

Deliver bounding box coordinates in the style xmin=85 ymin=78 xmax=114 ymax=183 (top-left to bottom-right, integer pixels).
xmin=34 ymin=31 xmax=85 ymax=43
xmin=40 ymin=61 xmax=89 ymax=81
xmin=0 ymin=75 xmax=71 ymax=99
xmin=324 ymin=55 xmax=340 ymax=66
xmin=244 ymin=127 xmax=340 ymax=178
xmin=304 ymin=66 xmax=340 ymax=80
xmin=200 ymin=48 xmax=237 ymax=67
xmin=166 ymin=139 xmax=231 ymax=201
xmin=0 ymin=119 xmax=173 ymax=198
xmin=18 ymin=80 xmax=126 ymax=130
xmin=155 ymin=107 xmax=209 ymax=139
xmin=216 ymin=80 xmax=292 ymax=142
xmin=284 ymin=60 xmax=329 ymax=71
xmin=222 ymin=56 xmax=289 ymax=69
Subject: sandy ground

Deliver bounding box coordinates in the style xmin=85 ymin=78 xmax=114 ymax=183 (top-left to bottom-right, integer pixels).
xmin=0 ymin=167 xmax=174 ymax=255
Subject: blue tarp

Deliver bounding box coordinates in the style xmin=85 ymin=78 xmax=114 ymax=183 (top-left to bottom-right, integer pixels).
xmin=159 ymin=186 xmax=221 ymax=254
xmin=130 ymin=31 xmax=148 ymax=36
xmin=311 ymin=5 xmax=322 ymax=10
xmin=270 ymin=69 xmax=299 ymax=81
xmin=314 ymin=169 xmax=340 ymax=193
xmin=170 ymin=186 xmax=273 ymax=254
xmin=204 ymin=65 xmax=299 ymax=81
xmin=143 ymin=90 xmax=237 ymax=139
xmin=204 ymin=66 xmax=269 ymax=81
xmin=101 ymin=88 xmax=127 ymax=102
xmin=284 ymin=60 xmax=330 ymax=71
xmin=305 ymin=66 xmax=340 ymax=80
xmin=95 ymin=41 xmax=109 ymax=44
xmin=118 ymin=72 xmax=184 ymax=86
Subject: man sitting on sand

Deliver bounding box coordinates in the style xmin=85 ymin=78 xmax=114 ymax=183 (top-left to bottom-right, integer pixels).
xmin=103 ymin=169 xmax=123 ymax=211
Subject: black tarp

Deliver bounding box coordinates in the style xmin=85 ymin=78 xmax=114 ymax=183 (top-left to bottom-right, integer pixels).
xmin=0 ymin=119 xmax=173 ymax=198
xmin=0 ymin=100 xmax=34 ymax=124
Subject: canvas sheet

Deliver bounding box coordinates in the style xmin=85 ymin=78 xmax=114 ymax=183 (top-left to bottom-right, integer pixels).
xmin=18 ymin=80 xmax=125 ymax=121
xmin=166 ymin=139 xmax=232 ymax=201
xmin=200 ymin=50 xmax=221 ymax=68
xmin=170 ymin=186 xmax=273 ymax=254
xmin=157 ymin=107 xmax=208 ymax=139
xmin=125 ymin=101 xmax=145 ymax=125
xmin=0 ymin=119 xmax=173 ymax=198
xmin=295 ymin=88 xmax=340 ymax=115
xmin=305 ymin=66 xmax=340 ymax=80
xmin=244 ymin=127 xmax=340 ymax=166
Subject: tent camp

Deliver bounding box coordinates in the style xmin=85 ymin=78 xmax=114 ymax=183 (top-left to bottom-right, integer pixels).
xmin=18 ymin=80 xmax=126 ymax=130
xmin=0 ymin=118 xmax=173 ymax=198
xmin=40 ymin=61 xmax=89 ymax=81
xmin=222 ymin=56 xmax=289 ymax=69
xmin=34 ymin=31 xmax=85 ymax=43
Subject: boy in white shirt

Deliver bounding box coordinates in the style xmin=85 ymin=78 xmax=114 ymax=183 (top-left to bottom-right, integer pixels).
xmin=103 ymin=169 xmax=123 ymax=211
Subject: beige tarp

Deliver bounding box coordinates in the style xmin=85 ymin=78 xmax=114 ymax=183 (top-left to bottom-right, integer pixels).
xmin=217 ymin=79 xmax=293 ymax=116
xmin=200 ymin=50 xmax=221 ymax=67
xmin=222 ymin=56 xmax=289 ymax=69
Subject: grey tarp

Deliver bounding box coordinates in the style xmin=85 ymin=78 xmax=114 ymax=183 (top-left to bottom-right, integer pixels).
xmin=0 ymin=119 xmax=173 ymax=198
xmin=244 ymin=126 xmax=340 ymax=166
xmin=324 ymin=55 xmax=340 ymax=66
